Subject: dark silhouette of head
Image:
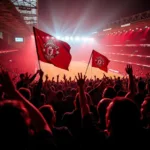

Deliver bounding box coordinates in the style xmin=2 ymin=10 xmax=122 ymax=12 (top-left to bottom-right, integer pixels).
xmin=106 ymin=97 xmax=140 ymax=136
xmin=141 ymin=97 xmax=150 ymax=126
xmin=113 ymin=84 xmax=121 ymax=93
xmin=74 ymin=92 xmax=92 ymax=109
xmin=70 ymin=88 xmax=77 ymax=97
xmin=20 ymin=73 xmax=25 ymax=80
xmin=0 ymin=100 xmax=30 ymax=149
xmin=40 ymin=93 xmax=46 ymax=106
xmin=103 ymin=86 xmax=116 ymax=99
xmin=117 ymin=90 xmax=126 ymax=97
xmin=56 ymin=90 xmax=64 ymax=101
xmin=138 ymin=81 xmax=146 ymax=92
xmin=19 ymin=87 xmax=31 ymax=100
xmin=97 ymin=98 xmax=112 ymax=129
xmin=39 ymin=105 xmax=56 ymax=128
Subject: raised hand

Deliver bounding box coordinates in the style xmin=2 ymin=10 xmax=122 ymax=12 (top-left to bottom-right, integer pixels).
xmin=63 ymin=74 xmax=66 ymax=80
xmin=69 ymin=77 xmax=71 ymax=81
xmin=45 ymin=74 xmax=48 ymax=80
xmin=125 ymin=64 xmax=133 ymax=75
xmin=52 ymin=77 xmax=54 ymax=81
xmin=25 ymin=72 xmax=29 ymax=80
xmin=36 ymin=69 xmax=40 ymax=74
xmin=75 ymin=73 xmax=87 ymax=88
xmin=39 ymin=69 xmax=44 ymax=78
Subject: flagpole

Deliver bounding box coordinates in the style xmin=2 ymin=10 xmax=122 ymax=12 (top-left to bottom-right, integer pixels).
xmin=85 ymin=51 xmax=93 ymax=76
xmin=33 ymin=27 xmax=41 ymax=70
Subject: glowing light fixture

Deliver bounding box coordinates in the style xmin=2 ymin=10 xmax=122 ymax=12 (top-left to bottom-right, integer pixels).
xmin=103 ymin=28 xmax=112 ymax=31
xmin=121 ymin=23 xmax=130 ymax=27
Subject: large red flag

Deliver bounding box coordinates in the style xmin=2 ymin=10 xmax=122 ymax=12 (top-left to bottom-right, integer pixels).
xmin=92 ymin=50 xmax=110 ymax=72
xmin=33 ymin=27 xmax=72 ymax=70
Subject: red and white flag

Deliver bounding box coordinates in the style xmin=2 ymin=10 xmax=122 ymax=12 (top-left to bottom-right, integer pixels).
xmin=92 ymin=50 xmax=110 ymax=72
xmin=33 ymin=27 xmax=72 ymax=70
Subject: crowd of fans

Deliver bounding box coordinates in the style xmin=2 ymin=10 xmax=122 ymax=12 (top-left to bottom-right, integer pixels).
xmin=0 ymin=64 xmax=150 ymax=149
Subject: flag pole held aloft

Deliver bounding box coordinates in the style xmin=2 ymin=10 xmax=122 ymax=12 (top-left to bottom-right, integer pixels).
xmin=33 ymin=27 xmax=72 ymax=71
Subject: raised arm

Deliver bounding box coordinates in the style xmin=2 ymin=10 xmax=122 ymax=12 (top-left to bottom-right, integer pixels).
xmin=125 ymin=64 xmax=136 ymax=98
xmin=75 ymin=73 xmax=90 ymax=118
xmin=28 ymin=70 xmax=39 ymax=84
xmin=0 ymin=70 xmax=51 ymax=133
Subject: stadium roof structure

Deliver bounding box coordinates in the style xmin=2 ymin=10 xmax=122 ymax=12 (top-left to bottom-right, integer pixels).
xmin=98 ymin=10 xmax=150 ymax=35
xmin=11 ymin=0 xmax=38 ymax=27
xmin=0 ymin=0 xmax=32 ymax=36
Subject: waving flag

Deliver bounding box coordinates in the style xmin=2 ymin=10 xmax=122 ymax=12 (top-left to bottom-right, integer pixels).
xmin=92 ymin=50 xmax=110 ymax=72
xmin=33 ymin=27 xmax=72 ymax=70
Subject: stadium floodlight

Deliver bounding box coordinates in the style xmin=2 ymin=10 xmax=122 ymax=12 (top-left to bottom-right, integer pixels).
xmin=81 ymin=37 xmax=86 ymax=41
xmin=92 ymin=31 xmax=98 ymax=34
xmin=121 ymin=23 xmax=130 ymax=27
xmin=103 ymin=28 xmax=112 ymax=31
xmin=84 ymin=37 xmax=89 ymax=41
xmin=61 ymin=37 xmax=64 ymax=40
xmin=75 ymin=36 xmax=80 ymax=40
xmin=56 ymin=36 xmax=60 ymax=39
xmin=70 ymin=36 xmax=73 ymax=40
xmin=65 ymin=36 xmax=69 ymax=41
xmin=89 ymin=38 xmax=94 ymax=41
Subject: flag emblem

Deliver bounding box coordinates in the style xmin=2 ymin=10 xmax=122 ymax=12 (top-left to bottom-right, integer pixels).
xmin=33 ymin=27 xmax=72 ymax=70
xmin=95 ymin=56 xmax=105 ymax=67
xmin=92 ymin=50 xmax=110 ymax=72
xmin=43 ymin=39 xmax=60 ymax=60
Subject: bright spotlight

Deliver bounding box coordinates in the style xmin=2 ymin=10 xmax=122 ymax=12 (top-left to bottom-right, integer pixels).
xmin=70 ymin=36 xmax=73 ymax=40
xmin=121 ymin=23 xmax=130 ymax=28
xmin=31 ymin=35 xmax=34 ymax=38
xmin=61 ymin=37 xmax=64 ymax=40
xmin=65 ymin=36 xmax=69 ymax=41
xmin=82 ymin=37 xmax=88 ymax=41
xmin=81 ymin=37 xmax=86 ymax=40
xmin=75 ymin=36 xmax=80 ymax=40
xmin=103 ymin=28 xmax=112 ymax=31
xmin=56 ymin=36 xmax=60 ymax=39
xmin=89 ymin=38 xmax=94 ymax=41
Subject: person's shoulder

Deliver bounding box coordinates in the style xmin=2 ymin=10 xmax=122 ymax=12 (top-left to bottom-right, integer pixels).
xmin=54 ymin=126 xmax=68 ymax=131
xmin=63 ymin=110 xmax=75 ymax=117
xmin=53 ymin=126 xmax=72 ymax=137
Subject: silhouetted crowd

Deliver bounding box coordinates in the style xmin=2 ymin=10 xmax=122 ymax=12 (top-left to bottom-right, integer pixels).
xmin=0 ymin=64 xmax=150 ymax=149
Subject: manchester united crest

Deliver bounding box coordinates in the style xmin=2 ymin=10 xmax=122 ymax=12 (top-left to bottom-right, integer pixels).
xmin=43 ymin=38 xmax=60 ymax=60
xmin=95 ymin=56 xmax=105 ymax=67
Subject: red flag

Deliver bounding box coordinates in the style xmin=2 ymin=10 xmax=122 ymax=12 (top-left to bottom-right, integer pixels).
xmin=33 ymin=27 xmax=72 ymax=70
xmin=92 ymin=50 xmax=110 ymax=72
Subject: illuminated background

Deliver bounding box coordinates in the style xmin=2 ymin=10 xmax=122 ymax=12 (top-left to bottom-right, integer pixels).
xmin=0 ymin=0 xmax=150 ymax=80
